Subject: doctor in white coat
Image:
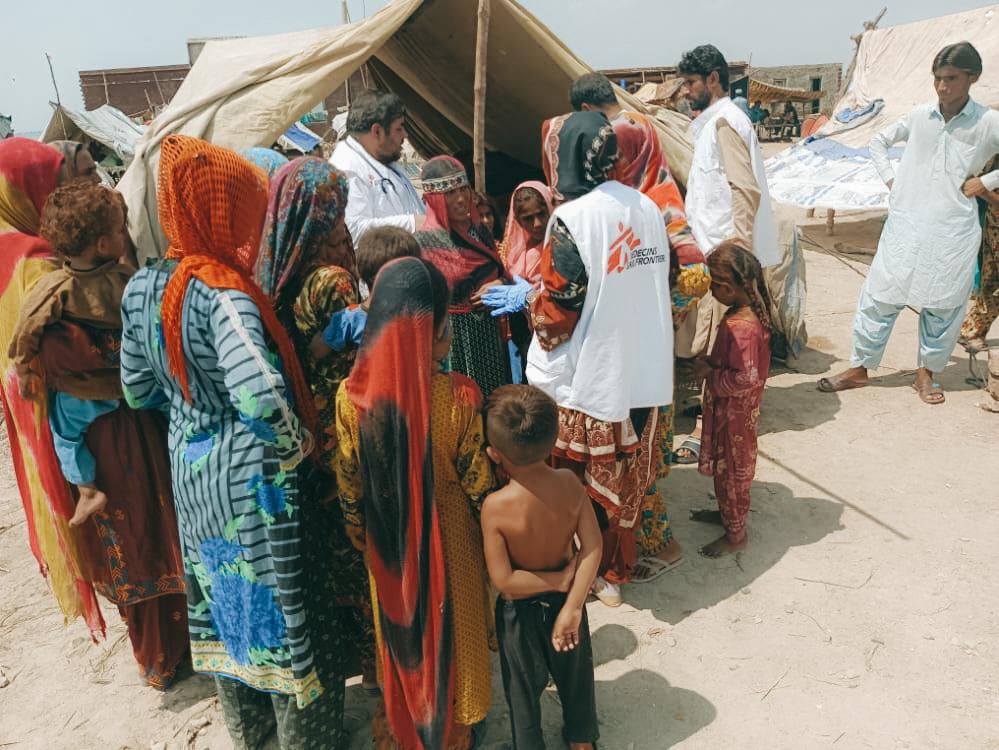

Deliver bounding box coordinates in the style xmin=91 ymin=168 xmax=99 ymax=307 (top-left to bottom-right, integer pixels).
xmin=329 ymin=90 xmax=425 ymax=245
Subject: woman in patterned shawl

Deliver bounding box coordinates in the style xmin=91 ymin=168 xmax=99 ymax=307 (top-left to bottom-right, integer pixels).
xmin=414 ymin=156 xmax=512 ymax=398
xmin=254 ymin=156 xmax=376 ymax=688
xmin=241 ymin=147 xmax=290 ymax=179
xmin=0 ymin=138 xmax=188 ymax=688
xmin=120 ymin=136 xmax=346 ymax=749
xmin=611 ymin=111 xmax=712 ymax=584
xmin=336 ymin=257 xmax=496 ymax=750
xmin=532 ymin=111 xmax=668 ymax=606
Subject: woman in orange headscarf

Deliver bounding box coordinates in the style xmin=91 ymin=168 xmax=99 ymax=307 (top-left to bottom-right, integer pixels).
xmin=120 ymin=136 xmax=347 ymax=748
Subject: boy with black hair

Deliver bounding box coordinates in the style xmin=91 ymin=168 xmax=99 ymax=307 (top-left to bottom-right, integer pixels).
xmin=482 ymin=384 xmax=601 ymax=750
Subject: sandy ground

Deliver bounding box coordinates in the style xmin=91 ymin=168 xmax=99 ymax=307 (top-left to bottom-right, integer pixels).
xmin=2 ymin=224 xmax=999 ymax=748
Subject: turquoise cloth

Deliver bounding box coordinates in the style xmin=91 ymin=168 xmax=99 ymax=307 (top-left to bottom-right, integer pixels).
xmin=48 ymin=393 xmax=118 ymax=485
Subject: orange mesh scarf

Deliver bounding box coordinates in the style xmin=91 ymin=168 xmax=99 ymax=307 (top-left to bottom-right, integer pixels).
xmin=157 ymin=135 xmax=317 ymax=437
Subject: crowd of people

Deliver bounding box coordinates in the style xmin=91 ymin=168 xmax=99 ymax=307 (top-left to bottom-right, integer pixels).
xmin=0 ymin=37 xmax=995 ymax=750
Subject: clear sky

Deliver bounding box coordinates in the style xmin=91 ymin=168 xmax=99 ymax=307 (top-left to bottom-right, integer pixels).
xmin=3 ymin=0 xmax=993 ymax=133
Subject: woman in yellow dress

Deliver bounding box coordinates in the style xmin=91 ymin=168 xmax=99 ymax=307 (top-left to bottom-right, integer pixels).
xmin=335 ymin=257 xmax=495 ymax=750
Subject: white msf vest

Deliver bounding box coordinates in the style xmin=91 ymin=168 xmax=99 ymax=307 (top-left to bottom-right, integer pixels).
xmin=686 ymin=97 xmax=780 ymax=268
xmin=527 ymin=181 xmax=673 ymax=423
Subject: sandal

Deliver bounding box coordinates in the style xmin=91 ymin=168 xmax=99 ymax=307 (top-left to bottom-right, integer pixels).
xmin=630 ymin=555 xmax=685 ymax=584
xmin=912 ymin=381 xmax=945 ymax=405
xmin=672 ymin=437 xmax=700 ymax=465
xmin=590 ymin=576 xmax=622 ymax=607
xmin=817 ymin=373 xmax=868 ymax=393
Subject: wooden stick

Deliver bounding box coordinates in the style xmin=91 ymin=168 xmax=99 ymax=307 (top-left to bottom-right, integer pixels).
xmin=473 ymin=0 xmax=491 ymax=194
xmin=342 ymin=0 xmax=353 ymax=109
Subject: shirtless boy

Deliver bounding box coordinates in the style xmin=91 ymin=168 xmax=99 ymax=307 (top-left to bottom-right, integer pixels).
xmin=482 ymin=384 xmax=601 ymax=750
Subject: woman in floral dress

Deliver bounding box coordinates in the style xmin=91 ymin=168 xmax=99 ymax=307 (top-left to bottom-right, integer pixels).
xmin=254 ymin=156 xmax=376 ymax=687
xmin=120 ymin=136 xmax=346 ymax=749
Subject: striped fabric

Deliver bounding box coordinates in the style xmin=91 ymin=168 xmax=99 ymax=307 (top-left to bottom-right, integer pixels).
xmin=120 ymin=261 xmax=322 ymax=708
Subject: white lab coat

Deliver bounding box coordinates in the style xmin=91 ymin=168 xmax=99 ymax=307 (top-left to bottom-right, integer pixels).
xmin=868 ymin=99 xmax=999 ymax=309
xmin=329 ymin=136 xmax=425 ymax=243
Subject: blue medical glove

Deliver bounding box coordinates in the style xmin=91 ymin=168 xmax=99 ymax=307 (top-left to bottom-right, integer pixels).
xmin=322 ymin=306 xmax=368 ymax=351
xmin=481 ymin=275 xmax=532 ymax=317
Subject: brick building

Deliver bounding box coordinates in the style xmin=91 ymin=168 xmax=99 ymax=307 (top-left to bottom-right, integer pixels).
xmin=599 ymin=63 xmax=751 ymax=95
xmin=78 ymin=65 xmax=191 ymax=119
xmin=747 ymin=63 xmax=842 ymax=116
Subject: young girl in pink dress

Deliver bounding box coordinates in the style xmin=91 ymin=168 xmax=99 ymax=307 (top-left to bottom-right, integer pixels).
xmin=693 ymin=241 xmax=772 ymax=558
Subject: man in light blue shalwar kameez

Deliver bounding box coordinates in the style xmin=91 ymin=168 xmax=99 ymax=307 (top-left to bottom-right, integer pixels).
xmin=819 ymin=42 xmax=999 ymax=404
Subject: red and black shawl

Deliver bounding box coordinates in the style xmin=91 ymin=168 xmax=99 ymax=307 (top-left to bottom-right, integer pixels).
xmin=345 ymin=257 xmax=453 ymax=749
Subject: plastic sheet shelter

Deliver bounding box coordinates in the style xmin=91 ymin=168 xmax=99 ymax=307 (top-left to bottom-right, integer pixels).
xmin=118 ymin=0 xmax=694 ymax=260
xmin=766 ymin=4 xmax=999 ymax=210
xmin=41 ymin=104 xmax=146 ymax=164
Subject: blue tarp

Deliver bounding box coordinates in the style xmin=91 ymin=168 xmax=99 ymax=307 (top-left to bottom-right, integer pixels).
xmin=803 ymin=138 xmax=904 ymax=161
xmin=282 ymin=122 xmax=321 ymax=153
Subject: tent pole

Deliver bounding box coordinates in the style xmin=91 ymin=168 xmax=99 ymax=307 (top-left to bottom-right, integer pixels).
xmin=839 ymin=6 xmax=886 ymax=100
xmin=473 ymin=0 xmax=491 ymax=194
xmin=342 ymin=0 xmax=353 ymax=109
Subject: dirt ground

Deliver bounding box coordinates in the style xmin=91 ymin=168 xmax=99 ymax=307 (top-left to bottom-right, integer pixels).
xmin=2 ymin=218 xmax=999 ymax=748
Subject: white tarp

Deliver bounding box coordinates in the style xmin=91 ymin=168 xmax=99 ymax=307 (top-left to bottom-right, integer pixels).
xmin=766 ymin=4 xmax=999 ymax=211
xmin=118 ymin=0 xmax=693 ymax=260
xmin=41 ymin=104 xmax=146 ymax=163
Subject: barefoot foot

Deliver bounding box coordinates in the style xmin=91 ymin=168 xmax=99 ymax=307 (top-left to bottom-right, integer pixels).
xmin=70 ymin=486 xmax=108 ymax=527
xmin=699 ymin=534 xmax=747 ymax=558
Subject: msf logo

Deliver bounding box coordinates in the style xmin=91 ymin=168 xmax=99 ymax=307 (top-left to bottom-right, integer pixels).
xmin=607 ymin=223 xmax=641 ymax=274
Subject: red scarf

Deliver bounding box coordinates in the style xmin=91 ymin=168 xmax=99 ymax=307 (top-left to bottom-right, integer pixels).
xmin=346 ymin=257 xmax=453 ymax=749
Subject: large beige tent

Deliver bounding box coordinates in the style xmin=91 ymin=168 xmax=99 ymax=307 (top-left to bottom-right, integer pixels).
xmin=120 ymin=0 xmax=693 ymax=259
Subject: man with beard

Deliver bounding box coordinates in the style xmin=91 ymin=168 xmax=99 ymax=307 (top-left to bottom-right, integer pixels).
xmin=330 ymin=89 xmax=425 ymax=244
xmin=672 ymin=44 xmax=779 ymax=465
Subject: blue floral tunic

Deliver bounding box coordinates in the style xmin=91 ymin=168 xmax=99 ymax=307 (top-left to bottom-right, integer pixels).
xmin=120 ymin=261 xmax=321 ymax=707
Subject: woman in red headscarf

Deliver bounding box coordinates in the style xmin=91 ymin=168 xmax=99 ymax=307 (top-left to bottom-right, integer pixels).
xmin=414 ymin=156 xmax=515 ymax=398
xmin=0 ymin=137 xmax=188 ymax=688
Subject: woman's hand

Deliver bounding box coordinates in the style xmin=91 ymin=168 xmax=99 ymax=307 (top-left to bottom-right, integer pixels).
xmin=469 ymin=281 xmax=495 ymax=311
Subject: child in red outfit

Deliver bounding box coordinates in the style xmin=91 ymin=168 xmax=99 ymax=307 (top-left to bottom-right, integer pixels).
xmin=692 ymin=242 xmax=772 ymax=558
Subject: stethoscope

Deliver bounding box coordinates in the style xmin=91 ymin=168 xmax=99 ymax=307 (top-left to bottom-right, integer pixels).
xmin=347 ymin=139 xmax=400 ymax=196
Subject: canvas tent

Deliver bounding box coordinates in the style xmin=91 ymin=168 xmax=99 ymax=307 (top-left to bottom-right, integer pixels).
xmin=747 ymin=79 xmax=822 ymax=104
xmin=766 ymin=4 xmax=999 ymax=211
xmin=119 ymin=0 xmax=694 ymax=260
